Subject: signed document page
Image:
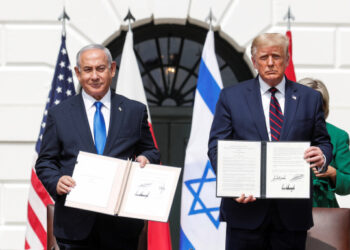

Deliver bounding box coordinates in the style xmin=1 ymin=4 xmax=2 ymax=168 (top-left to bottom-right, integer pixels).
xmin=65 ymin=151 xmax=131 ymax=215
xmin=65 ymin=152 xmax=181 ymax=221
xmin=217 ymin=140 xmax=261 ymax=197
xmin=118 ymin=163 xmax=181 ymax=222
xmin=265 ymin=142 xmax=310 ymax=198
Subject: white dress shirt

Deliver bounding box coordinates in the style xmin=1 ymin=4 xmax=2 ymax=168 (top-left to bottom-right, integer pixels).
xmin=259 ymin=76 xmax=286 ymax=141
xmin=259 ymin=76 xmax=327 ymax=170
xmin=82 ymin=89 xmax=111 ymax=142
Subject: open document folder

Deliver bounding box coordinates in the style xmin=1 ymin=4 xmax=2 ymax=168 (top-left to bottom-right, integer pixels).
xmin=65 ymin=151 xmax=181 ymax=222
xmin=217 ymin=140 xmax=311 ymax=199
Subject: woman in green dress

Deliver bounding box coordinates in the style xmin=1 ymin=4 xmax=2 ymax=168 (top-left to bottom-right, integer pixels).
xmin=299 ymin=77 xmax=350 ymax=207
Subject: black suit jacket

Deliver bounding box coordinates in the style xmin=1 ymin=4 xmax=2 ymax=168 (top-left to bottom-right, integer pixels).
xmin=36 ymin=91 xmax=160 ymax=240
xmin=208 ymin=77 xmax=332 ymax=231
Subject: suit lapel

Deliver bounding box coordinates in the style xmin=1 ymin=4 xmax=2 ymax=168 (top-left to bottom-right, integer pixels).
xmin=103 ymin=92 xmax=125 ymax=154
xmin=69 ymin=94 xmax=96 ymax=153
xmin=280 ymin=79 xmax=300 ymax=140
xmin=245 ymin=78 xmax=269 ymax=141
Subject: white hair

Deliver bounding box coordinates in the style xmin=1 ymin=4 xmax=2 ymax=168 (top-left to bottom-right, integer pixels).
xmin=76 ymin=44 xmax=113 ymax=70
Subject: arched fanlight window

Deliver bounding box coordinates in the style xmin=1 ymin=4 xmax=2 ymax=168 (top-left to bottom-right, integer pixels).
xmin=108 ymin=23 xmax=253 ymax=106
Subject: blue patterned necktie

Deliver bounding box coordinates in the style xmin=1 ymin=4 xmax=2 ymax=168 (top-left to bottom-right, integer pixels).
xmin=269 ymin=87 xmax=284 ymax=141
xmin=93 ymin=101 xmax=106 ymax=154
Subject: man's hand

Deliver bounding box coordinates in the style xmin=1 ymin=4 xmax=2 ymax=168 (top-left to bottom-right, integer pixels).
xmin=235 ymin=194 xmax=256 ymax=203
xmin=136 ymin=155 xmax=150 ymax=168
xmin=56 ymin=175 xmax=76 ymax=195
xmin=304 ymin=146 xmax=325 ymax=169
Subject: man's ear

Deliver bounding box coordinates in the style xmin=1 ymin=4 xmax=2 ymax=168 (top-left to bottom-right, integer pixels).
xmin=251 ymin=56 xmax=258 ymax=69
xmin=110 ymin=61 xmax=117 ymax=77
xmin=286 ymin=54 xmax=290 ymax=67
xmin=74 ymin=66 xmax=81 ymax=81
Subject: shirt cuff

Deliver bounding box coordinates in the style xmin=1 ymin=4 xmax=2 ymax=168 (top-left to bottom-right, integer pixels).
xmin=317 ymin=154 xmax=327 ymax=173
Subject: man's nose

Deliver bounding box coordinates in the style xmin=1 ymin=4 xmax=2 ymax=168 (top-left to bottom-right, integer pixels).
xmin=91 ymin=70 xmax=99 ymax=80
xmin=267 ymin=56 xmax=274 ymax=66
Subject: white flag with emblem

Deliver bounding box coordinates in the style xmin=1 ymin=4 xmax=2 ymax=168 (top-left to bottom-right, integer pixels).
xmin=116 ymin=26 xmax=172 ymax=250
xmin=180 ymin=30 xmax=226 ymax=249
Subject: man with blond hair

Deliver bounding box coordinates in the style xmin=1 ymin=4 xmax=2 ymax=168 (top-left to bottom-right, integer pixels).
xmin=208 ymin=33 xmax=332 ymax=250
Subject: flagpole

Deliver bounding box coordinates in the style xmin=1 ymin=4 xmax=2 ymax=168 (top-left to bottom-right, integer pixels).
xmin=283 ymin=6 xmax=295 ymax=31
xmin=58 ymin=6 xmax=70 ymax=36
xmin=124 ymin=9 xmax=135 ymax=32
xmin=283 ymin=6 xmax=297 ymax=82
xmin=205 ymin=9 xmax=216 ymax=31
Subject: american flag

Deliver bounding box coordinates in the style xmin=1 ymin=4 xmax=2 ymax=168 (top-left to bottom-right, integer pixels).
xmin=25 ymin=34 xmax=76 ymax=250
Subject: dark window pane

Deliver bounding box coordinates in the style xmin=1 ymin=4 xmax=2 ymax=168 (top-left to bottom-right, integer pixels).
xmin=180 ymin=40 xmax=201 ymax=68
xmin=137 ymin=40 xmax=159 ymax=70
xmin=216 ymin=54 xmax=226 ymax=68
xmin=142 ymin=74 xmax=160 ymax=100
xmin=221 ymin=66 xmax=239 ymax=87
xmin=150 ymin=68 xmax=164 ymax=89
xmin=173 ymin=68 xmax=188 ymax=93
xmin=158 ymin=37 xmax=181 ymax=66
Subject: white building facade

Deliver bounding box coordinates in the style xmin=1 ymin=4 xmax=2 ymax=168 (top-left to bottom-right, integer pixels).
xmin=0 ymin=0 xmax=350 ymax=248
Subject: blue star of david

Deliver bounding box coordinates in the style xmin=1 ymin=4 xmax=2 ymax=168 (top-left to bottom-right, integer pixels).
xmin=185 ymin=161 xmax=220 ymax=228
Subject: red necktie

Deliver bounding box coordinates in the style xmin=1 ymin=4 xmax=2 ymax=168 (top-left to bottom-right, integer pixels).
xmin=269 ymin=87 xmax=284 ymax=141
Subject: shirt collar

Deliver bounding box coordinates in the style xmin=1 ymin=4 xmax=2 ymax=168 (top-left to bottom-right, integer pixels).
xmin=259 ymin=75 xmax=286 ymax=95
xmin=82 ymin=89 xmax=111 ymax=110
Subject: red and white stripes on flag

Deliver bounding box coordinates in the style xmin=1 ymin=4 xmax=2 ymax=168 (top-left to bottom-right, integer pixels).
xmin=25 ymin=35 xmax=76 ymax=249
xmin=25 ymin=168 xmax=54 ymax=249
xmin=285 ymin=30 xmax=296 ymax=81
xmin=115 ymin=28 xmax=171 ymax=250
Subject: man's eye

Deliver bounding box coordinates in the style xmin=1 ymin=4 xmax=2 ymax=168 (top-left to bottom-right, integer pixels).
xmin=97 ymin=67 xmax=106 ymax=72
xmin=83 ymin=68 xmax=92 ymax=73
xmin=260 ymin=56 xmax=267 ymax=60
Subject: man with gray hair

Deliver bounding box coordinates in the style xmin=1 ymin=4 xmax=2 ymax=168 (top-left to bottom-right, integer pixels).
xmin=208 ymin=33 xmax=332 ymax=249
xmin=36 ymin=44 xmax=160 ymax=249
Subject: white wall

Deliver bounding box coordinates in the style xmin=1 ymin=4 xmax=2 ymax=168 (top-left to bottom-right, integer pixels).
xmin=0 ymin=0 xmax=350 ymax=248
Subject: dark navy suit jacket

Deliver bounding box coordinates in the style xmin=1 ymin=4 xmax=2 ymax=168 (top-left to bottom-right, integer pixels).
xmin=208 ymin=77 xmax=332 ymax=231
xmin=35 ymin=91 xmax=160 ymax=240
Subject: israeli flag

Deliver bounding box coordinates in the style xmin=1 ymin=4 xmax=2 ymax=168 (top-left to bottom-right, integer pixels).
xmin=180 ymin=30 xmax=226 ymax=250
